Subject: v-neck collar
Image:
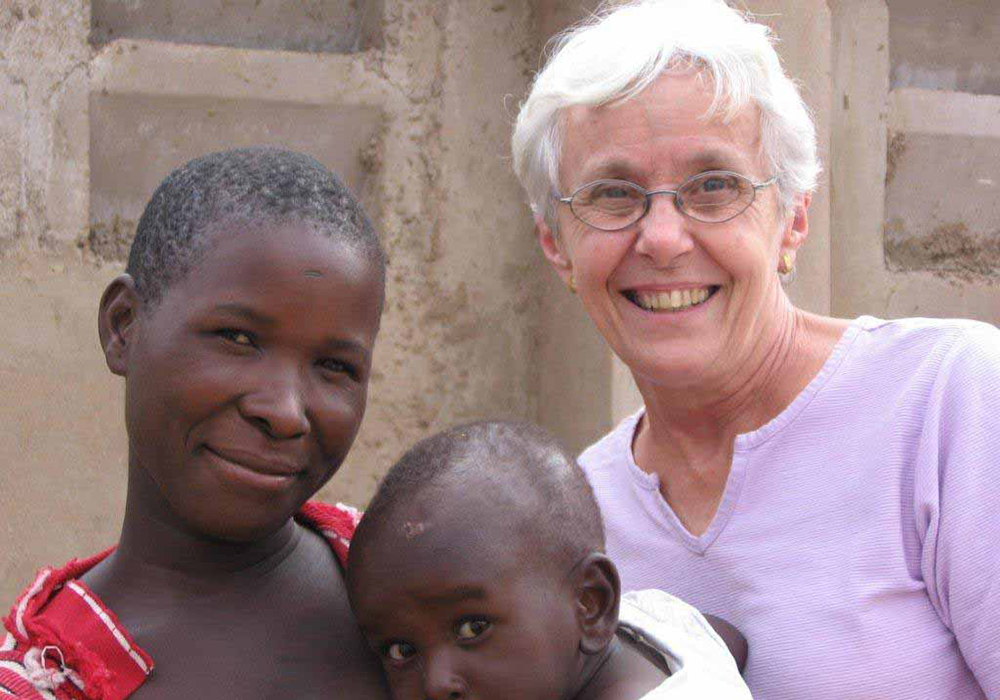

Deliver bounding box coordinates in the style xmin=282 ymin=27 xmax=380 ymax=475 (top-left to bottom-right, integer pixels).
xmin=619 ymin=317 xmax=865 ymax=554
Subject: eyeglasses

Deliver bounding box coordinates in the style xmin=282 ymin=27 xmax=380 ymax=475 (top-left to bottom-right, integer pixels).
xmin=556 ymin=171 xmax=778 ymax=231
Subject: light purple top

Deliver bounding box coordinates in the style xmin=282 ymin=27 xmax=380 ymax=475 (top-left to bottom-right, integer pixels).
xmin=579 ymin=316 xmax=1000 ymax=700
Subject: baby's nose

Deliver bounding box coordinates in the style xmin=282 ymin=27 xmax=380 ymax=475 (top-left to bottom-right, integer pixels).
xmin=422 ymin=650 xmax=466 ymax=700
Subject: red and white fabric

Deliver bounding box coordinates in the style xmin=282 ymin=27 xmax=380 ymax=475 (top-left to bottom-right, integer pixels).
xmin=0 ymin=502 xmax=360 ymax=700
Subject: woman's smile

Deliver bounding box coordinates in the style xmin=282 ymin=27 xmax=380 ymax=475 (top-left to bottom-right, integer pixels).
xmin=623 ymin=285 xmax=721 ymax=313
xmin=199 ymin=444 xmax=307 ymax=493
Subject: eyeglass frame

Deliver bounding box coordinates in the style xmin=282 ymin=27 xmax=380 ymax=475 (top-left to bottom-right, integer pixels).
xmin=554 ymin=170 xmax=780 ymax=231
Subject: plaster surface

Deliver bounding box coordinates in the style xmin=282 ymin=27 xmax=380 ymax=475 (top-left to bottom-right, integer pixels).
xmin=91 ymin=0 xmax=381 ymax=53
xmin=88 ymin=93 xmax=382 ymax=261
xmin=0 ymin=76 xmax=25 ymax=245
xmin=888 ymin=0 xmax=1000 ymax=96
xmin=2 ymin=0 xmax=998 ymax=606
xmin=885 ymin=130 xmax=1000 ymax=276
xmin=830 ymin=0 xmax=1000 ymax=326
xmin=0 ymin=252 xmax=127 ymax=596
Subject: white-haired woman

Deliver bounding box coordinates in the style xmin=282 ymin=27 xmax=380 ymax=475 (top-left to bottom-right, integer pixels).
xmin=512 ymin=1 xmax=1000 ymax=698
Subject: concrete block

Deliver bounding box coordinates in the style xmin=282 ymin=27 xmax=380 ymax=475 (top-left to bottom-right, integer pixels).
xmin=88 ymin=92 xmax=383 ymax=261
xmin=91 ymin=0 xmax=382 ymax=53
xmin=46 ymin=64 xmax=90 ymax=242
xmin=885 ymin=131 xmax=1000 ymax=275
xmin=0 ymin=77 xmax=25 ymax=244
xmin=888 ymin=0 xmax=1000 ymax=96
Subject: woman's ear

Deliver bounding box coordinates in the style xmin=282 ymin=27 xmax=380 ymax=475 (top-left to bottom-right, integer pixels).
xmin=535 ymin=216 xmax=575 ymax=290
xmin=779 ymin=192 xmax=811 ymax=258
xmin=98 ymin=274 xmax=141 ymax=377
xmin=572 ymin=553 xmax=621 ymax=655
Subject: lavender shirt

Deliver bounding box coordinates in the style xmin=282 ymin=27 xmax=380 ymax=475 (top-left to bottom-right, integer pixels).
xmin=579 ymin=316 xmax=1000 ymax=699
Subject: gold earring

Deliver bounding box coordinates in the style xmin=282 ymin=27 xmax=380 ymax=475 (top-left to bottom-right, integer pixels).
xmin=568 ymin=274 xmax=577 ymax=294
xmin=779 ymin=252 xmax=794 ymax=274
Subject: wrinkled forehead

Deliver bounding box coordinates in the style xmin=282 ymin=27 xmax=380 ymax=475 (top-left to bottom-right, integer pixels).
xmin=556 ymin=72 xmax=765 ymax=187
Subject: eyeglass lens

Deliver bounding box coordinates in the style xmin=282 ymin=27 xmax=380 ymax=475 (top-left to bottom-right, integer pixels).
xmin=570 ymin=172 xmax=757 ymax=230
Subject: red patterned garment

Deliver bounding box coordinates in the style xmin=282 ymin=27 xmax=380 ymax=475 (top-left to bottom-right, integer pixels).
xmin=0 ymin=502 xmax=361 ymax=700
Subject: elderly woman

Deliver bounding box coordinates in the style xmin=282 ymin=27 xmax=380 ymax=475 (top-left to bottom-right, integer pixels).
xmin=512 ymin=1 xmax=999 ymax=699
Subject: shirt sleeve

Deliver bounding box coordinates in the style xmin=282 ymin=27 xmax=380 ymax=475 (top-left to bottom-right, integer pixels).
xmin=915 ymin=321 xmax=1000 ymax=698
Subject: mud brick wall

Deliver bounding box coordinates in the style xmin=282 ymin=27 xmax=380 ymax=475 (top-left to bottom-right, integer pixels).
xmin=2 ymin=0 xmax=996 ymax=602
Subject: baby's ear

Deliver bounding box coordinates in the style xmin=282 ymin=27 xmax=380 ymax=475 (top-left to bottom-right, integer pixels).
xmin=572 ymin=553 xmax=621 ymax=655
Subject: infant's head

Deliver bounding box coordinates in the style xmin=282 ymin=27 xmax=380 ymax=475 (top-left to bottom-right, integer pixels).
xmin=347 ymin=421 xmax=622 ymax=700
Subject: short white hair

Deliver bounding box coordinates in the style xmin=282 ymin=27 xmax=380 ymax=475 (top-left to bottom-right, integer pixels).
xmin=511 ymin=0 xmax=820 ymax=228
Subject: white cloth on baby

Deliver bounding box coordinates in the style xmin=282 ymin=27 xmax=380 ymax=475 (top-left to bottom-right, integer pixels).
xmin=618 ymin=589 xmax=753 ymax=699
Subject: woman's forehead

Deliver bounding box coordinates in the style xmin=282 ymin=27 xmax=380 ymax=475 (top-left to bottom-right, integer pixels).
xmin=558 ymin=73 xmax=763 ymax=184
xmin=166 ymin=221 xmax=374 ymax=297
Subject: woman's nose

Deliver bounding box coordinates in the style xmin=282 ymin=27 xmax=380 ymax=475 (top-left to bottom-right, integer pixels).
xmin=633 ymin=193 xmax=695 ymax=265
xmin=422 ymin=650 xmax=466 ymax=700
xmin=237 ymin=366 xmax=310 ymax=439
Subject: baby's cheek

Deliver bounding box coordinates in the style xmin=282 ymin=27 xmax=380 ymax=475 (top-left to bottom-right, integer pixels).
xmin=384 ymin=665 xmax=421 ymax=700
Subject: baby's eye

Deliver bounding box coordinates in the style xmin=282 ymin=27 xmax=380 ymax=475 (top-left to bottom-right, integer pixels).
xmin=455 ymin=618 xmax=492 ymax=641
xmin=218 ymin=329 xmax=254 ymax=346
xmin=385 ymin=641 xmax=416 ymax=663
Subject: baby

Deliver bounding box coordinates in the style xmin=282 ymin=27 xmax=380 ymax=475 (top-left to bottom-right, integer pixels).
xmin=347 ymin=421 xmax=752 ymax=699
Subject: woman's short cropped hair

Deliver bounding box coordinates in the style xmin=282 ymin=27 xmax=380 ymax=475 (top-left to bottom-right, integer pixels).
xmin=511 ymin=0 xmax=821 ymax=228
xmin=127 ymin=147 xmax=385 ymax=308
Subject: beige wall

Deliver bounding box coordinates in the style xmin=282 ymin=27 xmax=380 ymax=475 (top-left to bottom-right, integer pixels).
xmin=830 ymin=0 xmax=1000 ymax=323
xmin=2 ymin=1 xmax=997 ymax=602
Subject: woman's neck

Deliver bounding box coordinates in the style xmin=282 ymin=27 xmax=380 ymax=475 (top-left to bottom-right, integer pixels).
xmin=638 ymin=295 xmax=845 ymax=453
xmin=85 ymin=464 xmax=304 ymax=599
xmin=632 ymin=297 xmax=848 ymax=534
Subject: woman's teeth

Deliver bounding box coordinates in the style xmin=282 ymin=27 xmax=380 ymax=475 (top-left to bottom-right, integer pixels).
xmin=629 ymin=287 xmax=714 ymax=312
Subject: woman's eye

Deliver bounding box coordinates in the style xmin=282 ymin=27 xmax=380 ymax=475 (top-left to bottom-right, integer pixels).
xmin=385 ymin=641 xmax=416 ymax=663
xmin=698 ymin=176 xmax=733 ymax=193
xmin=456 ymin=618 xmax=492 ymax=640
xmin=318 ymin=358 xmax=358 ymax=378
xmin=593 ymin=185 xmax=632 ymax=200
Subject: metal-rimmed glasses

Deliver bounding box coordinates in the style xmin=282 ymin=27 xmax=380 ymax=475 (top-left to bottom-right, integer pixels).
xmin=556 ymin=170 xmax=779 ymax=231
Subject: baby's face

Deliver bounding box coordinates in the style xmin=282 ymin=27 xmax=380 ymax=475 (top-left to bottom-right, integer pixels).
xmin=348 ymin=503 xmax=583 ymax=700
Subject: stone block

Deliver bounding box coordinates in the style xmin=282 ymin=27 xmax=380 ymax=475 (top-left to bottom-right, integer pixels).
xmin=91 ymin=0 xmax=382 ymax=53
xmin=88 ymin=92 xmax=383 ymax=262
xmin=889 ymin=0 xmax=1000 ymax=96
xmin=884 ymin=131 xmax=1000 ymax=275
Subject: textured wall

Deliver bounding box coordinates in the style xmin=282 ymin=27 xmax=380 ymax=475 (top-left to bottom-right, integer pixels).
xmin=2 ymin=0 xmax=998 ymax=604
xmin=830 ymin=0 xmax=1000 ymax=323
xmin=0 ymin=0 xmax=544 ymax=601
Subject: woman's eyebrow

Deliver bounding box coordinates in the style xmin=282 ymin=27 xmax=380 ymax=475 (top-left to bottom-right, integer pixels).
xmin=578 ymin=157 xmax=639 ymax=180
xmin=319 ymin=336 xmax=371 ymax=356
xmin=210 ymin=303 xmax=276 ymax=327
xmin=684 ymin=148 xmax=747 ymax=171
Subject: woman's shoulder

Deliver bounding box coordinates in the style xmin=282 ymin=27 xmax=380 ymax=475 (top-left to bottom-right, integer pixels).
xmin=854 ymin=315 xmax=998 ymax=352
xmin=296 ymin=501 xmax=364 ymax=566
xmin=1 ymin=549 xmax=152 ymax=700
xmin=844 ymin=315 xmax=1000 ymax=381
xmin=577 ymin=409 xmax=644 ymax=476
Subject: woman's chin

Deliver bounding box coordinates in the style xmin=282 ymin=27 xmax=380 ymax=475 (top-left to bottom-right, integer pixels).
xmin=616 ymin=344 xmax=722 ymax=393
